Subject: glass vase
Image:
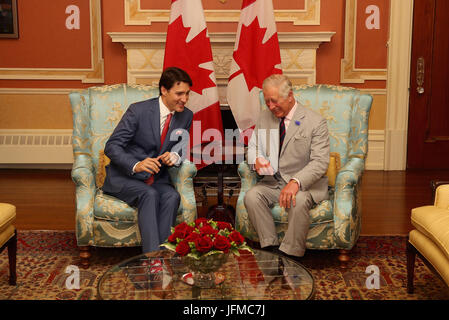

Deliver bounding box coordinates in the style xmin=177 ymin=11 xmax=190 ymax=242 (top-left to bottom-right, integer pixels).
xmin=182 ymin=252 xmax=229 ymax=288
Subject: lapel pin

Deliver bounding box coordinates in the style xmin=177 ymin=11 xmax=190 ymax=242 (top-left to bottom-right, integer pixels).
xmin=295 ymin=121 xmax=301 ymax=126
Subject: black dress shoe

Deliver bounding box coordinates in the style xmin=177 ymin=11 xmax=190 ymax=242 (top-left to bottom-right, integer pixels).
xmin=262 ymin=245 xmax=280 ymax=253
xmin=277 ymin=249 xmax=304 ymax=263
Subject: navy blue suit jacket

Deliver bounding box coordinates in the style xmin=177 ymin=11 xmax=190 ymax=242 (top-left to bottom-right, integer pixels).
xmin=102 ymin=97 xmax=193 ymax=194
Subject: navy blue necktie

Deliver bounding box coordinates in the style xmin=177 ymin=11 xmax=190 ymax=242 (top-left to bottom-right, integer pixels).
xmin=279 ymin=117 xmax=286 ymax=152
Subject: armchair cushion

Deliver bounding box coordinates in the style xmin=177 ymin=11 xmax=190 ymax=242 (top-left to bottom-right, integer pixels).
xmin=325 ymin=152 xmax=341 ymax=188
xmin=96 ymin=150 xmax=111 ymax=189
xmin=266 ymin=200 xmax=334 ymax=226
xmin=0 ymin=203 xmax=16 ymax=234
xmin=409 ymin=229 xmax=449 ymax=286
xmin=0 ymin=203 xmax=16 ymax=248
xmin=94 ymin=192 xmax=137 ymax=223
xmin=411 ymin=205 xmax=449 ymax=261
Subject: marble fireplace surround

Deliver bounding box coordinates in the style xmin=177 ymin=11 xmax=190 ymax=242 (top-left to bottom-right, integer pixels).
xmin=108 ymin=32 xmax=335 ymax=105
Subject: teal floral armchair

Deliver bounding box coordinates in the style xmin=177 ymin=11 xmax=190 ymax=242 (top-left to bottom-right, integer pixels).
xmin=236 ymin=84 xmax=372 ymax=262
xmin=69 ymin=84 xmax=197 ymax=268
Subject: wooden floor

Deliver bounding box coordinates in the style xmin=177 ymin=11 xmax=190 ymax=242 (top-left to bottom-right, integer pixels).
xmin=1 ymin=168 xmax=449 ymax=235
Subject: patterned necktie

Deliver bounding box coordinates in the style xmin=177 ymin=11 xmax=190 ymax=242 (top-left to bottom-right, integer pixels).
xmin=279 ymin=117 xmax=286 ymax=153
xmin=146 ymin=113 xmax=173 ymax=186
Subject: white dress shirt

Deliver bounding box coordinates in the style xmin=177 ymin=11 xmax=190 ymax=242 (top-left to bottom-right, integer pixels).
xmin=249 ymin=101 xmax=301 ymax=187
xmin=159 ymin=97 xmax=175 ymax=134
xmin=283 ymin=101 xmax=298 ymax=132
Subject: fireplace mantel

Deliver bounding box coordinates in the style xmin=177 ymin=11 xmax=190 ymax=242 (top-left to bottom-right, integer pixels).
xmin=108 ymin=31 xmax=334 ymax=104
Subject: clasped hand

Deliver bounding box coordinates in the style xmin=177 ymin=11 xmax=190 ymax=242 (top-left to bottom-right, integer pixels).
xmin=134 ymin=152 xmax=177 ymax=174
xmin=254 ymin=157 xmax=274 ymax=176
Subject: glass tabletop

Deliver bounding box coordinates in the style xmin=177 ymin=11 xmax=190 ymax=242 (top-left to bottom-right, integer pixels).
xmin=97 ymin=249 xmax=314 ymax=300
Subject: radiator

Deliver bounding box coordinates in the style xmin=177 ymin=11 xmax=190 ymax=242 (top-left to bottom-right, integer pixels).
xmin=0 ymin=129 xmax=385 ymax=170
xmin=0 ymin=129 xmax=73 ymax=168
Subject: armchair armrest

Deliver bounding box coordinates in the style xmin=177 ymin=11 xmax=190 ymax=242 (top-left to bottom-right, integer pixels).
xmin=71 ymin=154 xmax=95 ymax=246
xmin=237 ymin=161 xmax=259 ymax=193
xmin=431 ymin=180 xmax=449 ymax=204
xmin=71 ymin=154 xmax=94 ymax=187
xmin=235 ymin=161 xmax=262 ymax=239
xmin=333 ymin=157 xmax=365 ymax=248
xmin=168 ymin=160 xmax=198 ymax=224
xmin=431 ymin=181 xmax=449 ymax=210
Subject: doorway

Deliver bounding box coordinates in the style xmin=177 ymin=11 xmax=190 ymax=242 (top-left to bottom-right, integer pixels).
xmin=407 ymin=0 xmax=449 ymax=169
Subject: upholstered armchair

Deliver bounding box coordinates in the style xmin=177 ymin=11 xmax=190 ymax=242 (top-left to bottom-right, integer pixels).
xmin=236 ymin=84 xmax=372 ymax=263
xmin=0 ymin=203 xmax=16 ymax=285
xmin=69 ymin=84 xmax=197 ymax=268
xmin=407 ymin=181 xmax=449 ymax=293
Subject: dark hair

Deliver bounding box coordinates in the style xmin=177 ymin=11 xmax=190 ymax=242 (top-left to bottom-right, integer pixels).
xmin=159 ymin=67 xmax=193 ymax=95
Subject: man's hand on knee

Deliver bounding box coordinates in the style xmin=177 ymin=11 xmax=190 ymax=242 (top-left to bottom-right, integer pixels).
xmin=279 ymin=180 xmax=300 ymax=208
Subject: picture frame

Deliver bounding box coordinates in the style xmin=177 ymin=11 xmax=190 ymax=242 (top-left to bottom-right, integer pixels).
xmin=0 ymin=0 xmax=18 ymax=39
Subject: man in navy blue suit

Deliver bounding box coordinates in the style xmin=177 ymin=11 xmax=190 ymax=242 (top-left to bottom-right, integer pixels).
xmin=102 ymin=67 xmax=194 ymax=253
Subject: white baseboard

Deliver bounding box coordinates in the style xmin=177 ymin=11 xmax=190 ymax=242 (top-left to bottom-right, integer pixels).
xmin=0 ymin=129 xmax=386 ymax=170
xmin=366 ymin=130 xmax=385 ymax=170
xmin=384 ymin=129 xmax=408 ymax=170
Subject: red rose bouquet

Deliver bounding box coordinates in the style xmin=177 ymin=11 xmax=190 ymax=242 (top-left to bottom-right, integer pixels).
xmin=161 ymin=218 xmax=253 ymax=259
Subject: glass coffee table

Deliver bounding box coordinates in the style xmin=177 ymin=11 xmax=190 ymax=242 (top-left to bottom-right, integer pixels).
xmin=97 ymin=249 xmax=314 ymax=300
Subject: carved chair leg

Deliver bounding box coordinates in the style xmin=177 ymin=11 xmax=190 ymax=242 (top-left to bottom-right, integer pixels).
xmin=338 ymin=249 xmax=351 ymax=268
xmin=8 ymin=230 xmax=17 ymax=285
xmin=79 ymin=246 xmax=91 ymax=269
xmin=406 ymin=240 xmax=417 ymax=294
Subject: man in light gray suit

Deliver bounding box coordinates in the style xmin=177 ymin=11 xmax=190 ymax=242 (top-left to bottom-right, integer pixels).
xmin=244 ymin=74 xmax=330 ymax=258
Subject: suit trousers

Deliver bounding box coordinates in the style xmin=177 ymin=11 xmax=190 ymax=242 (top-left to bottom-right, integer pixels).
xmin=104 ymin=179 xmax=180 ymax=253
xmin=244 ymin=176 xmax=313 ymax=257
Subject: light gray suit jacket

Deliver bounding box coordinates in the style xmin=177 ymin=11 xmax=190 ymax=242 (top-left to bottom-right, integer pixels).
xmin=247 ymin=101 xmax=330 ymax=203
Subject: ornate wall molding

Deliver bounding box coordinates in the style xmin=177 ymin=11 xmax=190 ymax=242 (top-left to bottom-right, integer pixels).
xmin=124 ymin=0 xmax=320 ymax=26
xmin=108 ymin=31 xmax=334 ymax=104
xmin=0 ymin=0 xmax=104 ymax=83
xmin=0 ymin=88 xmax=74 ymax=95
xmin=340 ymin=0 xmax=387 ymax=83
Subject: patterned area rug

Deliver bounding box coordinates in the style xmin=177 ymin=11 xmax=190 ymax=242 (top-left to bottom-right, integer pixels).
xmin=0 ymin=231 xmax=448 ymax=300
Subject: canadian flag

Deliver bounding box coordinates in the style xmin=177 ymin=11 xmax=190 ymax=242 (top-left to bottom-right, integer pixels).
xmin=164 ymin=0 xmax=223 ymax=169
xmin=227 ymin=0 xmax=282 ymax=136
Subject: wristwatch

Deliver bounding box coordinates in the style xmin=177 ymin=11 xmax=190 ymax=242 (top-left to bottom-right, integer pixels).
xmin=290 ymin=178 xmax=300 ymax=187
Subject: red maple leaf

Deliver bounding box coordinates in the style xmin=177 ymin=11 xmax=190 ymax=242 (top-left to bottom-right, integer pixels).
xmin=231 ymin=17 xmax=282 ymax=92
xmin=164 ymin=17 xmax=216 ymax=95
xmin=242 ymin=0 xmax=257 ymax=9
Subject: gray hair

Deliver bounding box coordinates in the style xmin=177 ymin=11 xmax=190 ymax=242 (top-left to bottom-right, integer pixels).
xmin=262 ymin=74 xmax=292 ymax=99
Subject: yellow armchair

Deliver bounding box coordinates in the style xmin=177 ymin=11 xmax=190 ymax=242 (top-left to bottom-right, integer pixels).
xmin=407 ymin=181 xmax=449 ymax=293
xmin=0 ymin=203 xmax=17 ymax=285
